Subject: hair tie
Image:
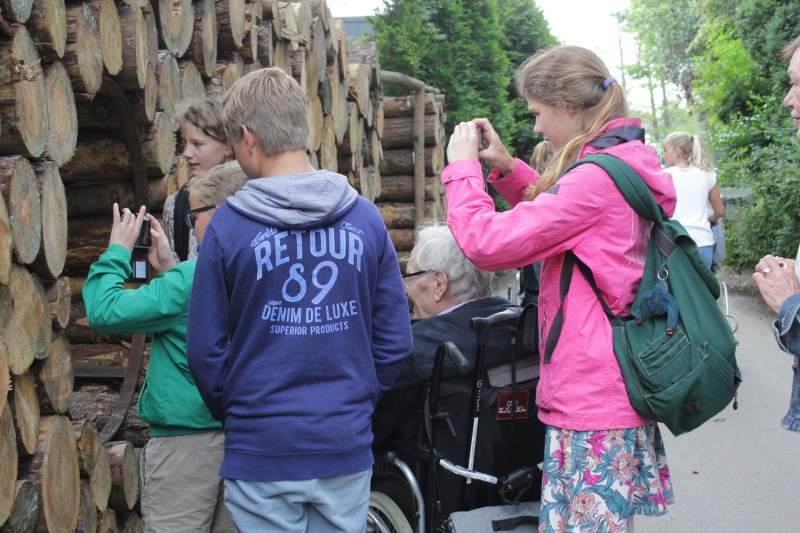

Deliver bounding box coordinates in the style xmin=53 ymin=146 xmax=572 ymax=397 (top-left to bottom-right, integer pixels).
xmin=603 ymin=77 xmax=616 ymax=90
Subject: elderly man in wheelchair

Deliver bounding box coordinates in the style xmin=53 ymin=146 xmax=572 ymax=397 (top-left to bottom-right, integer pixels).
xmin=370 ymin=224 xmax=546 ymax=533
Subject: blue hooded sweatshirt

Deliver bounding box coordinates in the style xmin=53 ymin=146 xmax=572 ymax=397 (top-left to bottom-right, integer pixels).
xmin=187 ymin=170 xmax=413 ymax=482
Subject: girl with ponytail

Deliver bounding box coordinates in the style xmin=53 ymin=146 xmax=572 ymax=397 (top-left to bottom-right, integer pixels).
xmin=663 ymin=132 xmax=725 ymax=268
xmin=442 ymin=45 xmax=676 ymax=532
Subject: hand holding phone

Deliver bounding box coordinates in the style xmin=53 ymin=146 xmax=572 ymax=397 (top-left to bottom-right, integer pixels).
xmin=109 ymin=203 xmax=147 ymax=252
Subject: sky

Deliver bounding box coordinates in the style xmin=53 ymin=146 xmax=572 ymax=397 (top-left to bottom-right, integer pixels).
xmin=325 ymin=0 xmax=651 ymax=109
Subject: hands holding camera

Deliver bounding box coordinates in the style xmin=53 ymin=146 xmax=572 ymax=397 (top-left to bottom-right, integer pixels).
xmin=109 ymin=203 xmax=176 ymax=273
xmin=446 ymin=118 xmax=516 ymax=175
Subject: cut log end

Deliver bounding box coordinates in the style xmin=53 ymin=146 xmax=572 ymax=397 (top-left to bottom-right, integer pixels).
xmin=0 ymin=156 xmax=41 ymax=265
xmin=37 ymin=336 xmax=73 ymax=415
xmin=65 ymin=3 xmax=104 ymax=96
xmin=105 ymin=441 xmax=139 ymax=512
xmin=11 ymin=372 xmax=40 ymax=455
xmin=142 ymin=112 xmax=176 ymax=176
xmin=29 ymin=0 xmax=67 ymax=59
xmin=96 ymin=0 xmax=124 ymax=75
xmin=157 ymin=51 xmax=181 ymax=117
xmin=6 ymin=265 xmax=50 ymax=374
xmin=157 ymin=0 xmax=194 ymax=56
xmin=44 ymin=60 xmax=78 ymax=166
xmin=48 ymin=276 xmax=71 ymax=329
xmin=32 ymin=160 xmax=68 ymax=280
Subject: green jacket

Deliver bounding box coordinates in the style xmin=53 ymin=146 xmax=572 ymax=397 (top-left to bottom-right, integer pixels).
xmin=82 ymin=244 xmax=221 ymax=437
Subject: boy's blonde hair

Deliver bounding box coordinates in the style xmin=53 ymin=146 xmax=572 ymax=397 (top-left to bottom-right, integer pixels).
xmin=188 ymin=161 xmax=249 ymax=206
xmin=663 ymin=132 xmax=714 ymax=172
xmin=177 ymin=98 xmax=227 ymax=143
xmin=516 ymin=46 xmax=628 ymax=199
xmin=222 ymin=67 xmax=308 ymax=155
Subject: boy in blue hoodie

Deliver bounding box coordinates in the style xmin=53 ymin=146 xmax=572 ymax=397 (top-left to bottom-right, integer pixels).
xmin=187 ymin=67 xmax=413 ymax=532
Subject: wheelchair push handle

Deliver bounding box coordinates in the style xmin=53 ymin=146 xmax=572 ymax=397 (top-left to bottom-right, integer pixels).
xmin=437 ymin=341 xmax=470 ymax=376
xmin=470 ymin=307 xmax=522 ymax=333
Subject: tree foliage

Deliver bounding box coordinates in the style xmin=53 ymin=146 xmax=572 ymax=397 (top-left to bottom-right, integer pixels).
xmin=372 ymin=0 xmax=555 ymax=160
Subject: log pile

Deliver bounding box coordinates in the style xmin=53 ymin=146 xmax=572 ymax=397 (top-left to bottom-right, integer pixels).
xmin=376 ymin=93 xmax=447 ymax=262
xmin=1 ymin=1 xmax=446 ymax=529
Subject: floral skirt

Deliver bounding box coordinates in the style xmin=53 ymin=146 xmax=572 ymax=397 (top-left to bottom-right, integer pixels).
xmin=538 ymin=422 xmax=674 ymax=533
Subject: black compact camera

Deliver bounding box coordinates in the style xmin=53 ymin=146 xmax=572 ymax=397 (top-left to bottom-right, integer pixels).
xmin=129 ymin=218 xmax=151 ymax=283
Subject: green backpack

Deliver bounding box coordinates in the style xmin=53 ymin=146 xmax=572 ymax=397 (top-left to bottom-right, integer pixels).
xmin=543 ymin=153 xmax=740 ymax=436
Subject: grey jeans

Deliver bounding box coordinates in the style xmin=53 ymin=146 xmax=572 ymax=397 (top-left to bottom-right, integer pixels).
xmin=223 ymin=469 xmax=371 ymax=533
xmin=140 ymin=431 xmax=234 ymax=533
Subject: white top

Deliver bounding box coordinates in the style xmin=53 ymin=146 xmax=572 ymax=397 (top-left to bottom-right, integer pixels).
xmin=666 ymin=165 xmax=717 ymax=246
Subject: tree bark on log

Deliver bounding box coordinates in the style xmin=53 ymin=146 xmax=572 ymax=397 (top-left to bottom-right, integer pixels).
xmin=154 ymin=0 xmax=193 ymax=56
xmin=66 ymin=177 xmax=166 ymax=217
xmin=189 ymin=0 xmax=216 ymax=78
xmin=17 ymin=415 xmax=80 ymax=533
xmin=0 ymin=25 xmax=48 ymax=158
xmin=28 ymin=0 xmax=66 ymax=60
xmin=61 ymin=134 xmax=168 ymax=183
xmin=118 ymin=512 xmax=144 ymax=533
xmin=156 ymin=50 xmax=181 ymax=117
xmin=115 ymin=2 xmax=152 ymax=90
xmin=383 ymin=94 xmax=444 ymax=118
xmin=47 ymin=276 xmax=71 ymax=330
xmin=378 ymin=202 xmax=436 ymax=230
xmin=381 ymin=114 xmax=442 ymax=150
xmin=6 ymin=265 xmax=50 ymax=372
xmin=272 ymin=38 xmax=290 ymax=75
xmin=0 ymin=339 xmax=8 ymax=415
xmin=0 ymin=188 xmax=11 ymax=284
xmin=376 ymin=175 xmax=438 ymax=203
xmin=36 ymin=335 xmax=73 ymax=415
xmin=142 ymin=111 xmax=176 ymax=176
xmin=319 ymin=116 xmax=337 ymax=172
xmin=255 ymin=23 xmax=273 ymax=67
xmin=1 ymin=0 xmax=32 ymax=23
xmin=179 ymin=59 xmax=205 ymax=100
xmin=86 ymin=0 xmax=123 ymax=76
xmin=30 ymin=161 xmax=67 ymax=280
xmin=380 ymin=146 xmax=444 ymax=177
xmin=63 ymin=2 xmax=104 ymax=96
xmin=43 ymin=60 xmax=78 ymax=166
xmin=0 ymin=404 xmax=17 ymax=525
xmin=130 ymin=60 xmax=157 ymax=123
xmin=68 ymin=385 xmax=150 ymax=447
xmin=307 ymin=94 xmax=323 ymax=152
xmin=0 ymin=156 xmax=41 ymax=264
xmin=0 ymin=480 xmax=39 ymax=533
xmin=75 ymin=478 xmax=98 ymax=533
xmin=216 ymin=0 xmax=246 ymax=52
xmin=9 ymin=372 xmax=39 ymax=455
xmin=105 ymin=441 xmax=139 ymax=512
xmin=98 ymin=508 xmax=118 ymax=533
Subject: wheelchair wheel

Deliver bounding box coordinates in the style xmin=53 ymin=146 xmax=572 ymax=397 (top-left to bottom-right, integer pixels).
xmin=368 ymin=492 xmax=414 ymax=533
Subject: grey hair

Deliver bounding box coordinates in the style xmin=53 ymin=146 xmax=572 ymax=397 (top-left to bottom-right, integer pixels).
xmin=413 ymin=223 xmax=493 ymax=300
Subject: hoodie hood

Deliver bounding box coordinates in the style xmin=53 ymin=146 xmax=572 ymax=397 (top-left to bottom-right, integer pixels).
xmin=581 ymin=117 xmax=677 ymax=217
xmin=227 ymin=170 xmax=359 ymax=228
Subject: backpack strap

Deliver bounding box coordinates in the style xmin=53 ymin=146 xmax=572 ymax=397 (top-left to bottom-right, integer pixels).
xmin=542 ymin=153 xmax=663 ymax=364
xmin=173 ymin=185 xmax=191 ymax=262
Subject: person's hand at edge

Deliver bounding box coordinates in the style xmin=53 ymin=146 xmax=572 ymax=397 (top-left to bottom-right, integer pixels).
xmin=472 ymin=118 xmax=515 ymax=175
xmin=147 ymin=215 xmax=177 ymax=273
xmin=109 ymin=203 xmax=146 ymax=252
xmin=753 ymin=254 xmax=800 ymax=313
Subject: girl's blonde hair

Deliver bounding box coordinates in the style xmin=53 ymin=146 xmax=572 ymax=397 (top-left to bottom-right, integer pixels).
xmin=663 ymin=132 xmax=714 ymax=171
xmin=529 ymin=140 xmax=554 ymax=173
xmin=516 ymin=46 xmax=627 ymax=199
xmin=177 ymin=97 xmax=227 ymax=144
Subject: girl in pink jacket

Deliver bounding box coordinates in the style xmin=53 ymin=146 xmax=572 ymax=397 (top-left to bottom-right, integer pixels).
xmin=443 ymin=46 xmax=676 ymax=533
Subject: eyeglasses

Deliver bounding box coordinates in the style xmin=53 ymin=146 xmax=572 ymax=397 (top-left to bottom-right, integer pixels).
xmin=401 ymin=270 xmax=429 ymax=280
xmin=185 ymin=205 xmax=216 ymax=229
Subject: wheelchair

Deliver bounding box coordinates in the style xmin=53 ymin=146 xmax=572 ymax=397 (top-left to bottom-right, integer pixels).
xmin=369 ymin=305 xmax=547 ymax=533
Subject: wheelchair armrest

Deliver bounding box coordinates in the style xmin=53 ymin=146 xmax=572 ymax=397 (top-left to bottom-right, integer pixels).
xmin=439 ymin=341 xmax=470 ymax=376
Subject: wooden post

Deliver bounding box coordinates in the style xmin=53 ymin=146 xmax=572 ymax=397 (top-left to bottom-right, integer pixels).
xmin=413 ymin=87 xmax=425 ymax=226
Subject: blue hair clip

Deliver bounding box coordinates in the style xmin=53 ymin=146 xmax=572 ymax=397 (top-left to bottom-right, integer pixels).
xmin=603 ymin=77 xmax=616 ymax=90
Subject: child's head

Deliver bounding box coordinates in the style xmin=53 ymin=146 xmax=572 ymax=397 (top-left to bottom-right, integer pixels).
xmin=222 ymin=67 xmax=309 ymax=178
xmin=663 ymin=132 xmax=714 ymax=171
xmin=187 ymin=161 xmax=248 ymax=242
xmin=178 ymin=98 xmax=232 ymax=177
xmin=516 ymin=46 xmax=627 ymax=198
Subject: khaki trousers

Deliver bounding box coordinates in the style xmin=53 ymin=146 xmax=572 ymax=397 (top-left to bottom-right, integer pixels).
xmin=140 ymin=431 xmax=234 ymax=533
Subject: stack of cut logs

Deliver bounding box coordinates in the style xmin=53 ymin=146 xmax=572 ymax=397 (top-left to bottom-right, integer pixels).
xmin=376 ymin=93 xmax=447 ymax=262
xmin=1 ymin=1 xmax=446 ymax=530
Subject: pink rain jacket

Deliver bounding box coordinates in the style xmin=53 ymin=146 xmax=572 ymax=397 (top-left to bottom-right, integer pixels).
xmin=441 ymin=118 xmax=676 ymax=430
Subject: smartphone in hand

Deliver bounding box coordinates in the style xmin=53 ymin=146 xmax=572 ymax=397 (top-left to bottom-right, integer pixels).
xmin=130 ymin=218 xmax=151 ymax=282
